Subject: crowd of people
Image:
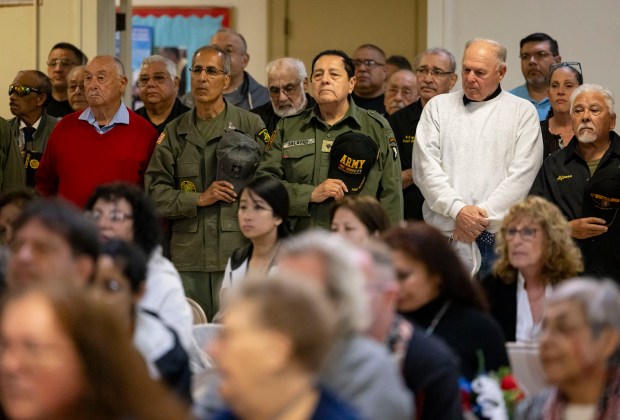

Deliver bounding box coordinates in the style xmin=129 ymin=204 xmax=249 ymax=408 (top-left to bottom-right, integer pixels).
xmin=0 ymin=27 xmax=618 ymax=419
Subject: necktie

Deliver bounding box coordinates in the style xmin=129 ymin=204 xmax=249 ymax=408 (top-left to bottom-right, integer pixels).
xmin=22 ymin=126 xmax=36 ymax=145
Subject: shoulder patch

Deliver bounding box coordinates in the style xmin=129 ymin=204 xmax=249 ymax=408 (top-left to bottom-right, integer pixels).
xmin=389 ymin=137 xmax=398 ymax=160
xmin=265 ymin=130 xmax=276 ymax=150
xmin=156 ymin=132 xmax=166 ymax=145
xmin=257 ymin=128 xmax=271 ymax=145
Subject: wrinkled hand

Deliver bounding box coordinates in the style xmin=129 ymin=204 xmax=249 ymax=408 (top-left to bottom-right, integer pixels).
xmin=453 ymin=205 xmax=489 ymax=243
xmin=197 ymin=181 xmax=237 ymax=207
xmin=310 ymin=179 xmax=348 ymax=203
xmin=569 ymin=217 xmax=608 ymax=239
xmin=401 ymin=169 xmax=414 ymax=189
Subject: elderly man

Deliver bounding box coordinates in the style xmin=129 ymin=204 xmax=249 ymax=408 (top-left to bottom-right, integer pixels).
xmin=258 ymin=49 xmax=403 ymax=232
xmin=8 ymin=70 xmax=57 ymax=187
xmin=36 ymin=55 xmax=157 ymax=208
xmin=530 ymin=84 xmax=619 ymax=280
xmin=389 ymin=48 xmax=458 ymax=220
xmin=135 ymin=55 xmax=189 ymax=135
xmin=66 ymin=66 xmax=87 ymax=112
xmin=413 ymin=39 xmax=542 ymax=278
xmin=145 ymin=45 xmax=268 ymax=319
xmin=251 ymin=57 xmax=315 ymax=133
xmin=45 ymin=42 xmax=88 ymax=117
xmin=384 ymin=69 xmax=418 ymax=116
xmin=510 ymin=33 xmax=561 ymax=121
xmin=7 ymin=198 xmax=99 ymax=289
xmin=351 ymin=44 xmax=388 ymax=113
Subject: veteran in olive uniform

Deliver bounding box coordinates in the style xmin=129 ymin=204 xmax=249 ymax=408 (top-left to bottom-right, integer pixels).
xmin=257 ymin=49 xmax=403 ymax=232
xmin=145 ymin=45 xmax=268 ymax=319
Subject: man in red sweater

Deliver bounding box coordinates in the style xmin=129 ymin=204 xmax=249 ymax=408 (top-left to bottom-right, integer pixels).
xmin=36 ymin=55 xmax=157 ymax=208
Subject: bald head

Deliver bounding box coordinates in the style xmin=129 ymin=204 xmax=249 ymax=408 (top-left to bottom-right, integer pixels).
xmin=461 ymin=39 xmax=507 ymax=102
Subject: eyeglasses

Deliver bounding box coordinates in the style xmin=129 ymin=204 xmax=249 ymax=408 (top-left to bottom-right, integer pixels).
xmin=268 ymin=83 xmax=301 ymax=98
xmin=519 ymin=51 xmax=555 ymax=61
xmin=386 ymin=86 xmax=416 ymax=98
xmin=415 ymin=67 xmax=453 ymax=78
xmin=85 ymin=210 xmax=133 ymax=223
xmin=549 ymin=61 xmax=582 ymax=77
xmin=47 ymin=58 xmax=76 ymax=67
xmin=353 ymin=59 xmax=385 ymax=69
xmin=137 ymin=73 xmax=170 ymax=87
xmin=8 ymin=84 xmax=41 ymax=97
xmin=504 ymin=227 xmax=538 ymax=241
xmin=189 ymin=66 xmax=226 ymax=78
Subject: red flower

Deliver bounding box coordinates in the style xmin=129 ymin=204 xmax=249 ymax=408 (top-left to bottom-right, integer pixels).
xmin=500 ymin=375 xmax=518 ymax=390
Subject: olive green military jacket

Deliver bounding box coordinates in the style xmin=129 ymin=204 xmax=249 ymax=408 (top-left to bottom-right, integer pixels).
xmin=256 ymin=99 xmax=403 ymax=232
xmin=145 ymin=101 xmax=269 ymax=273
xmin=9 ymin=112 xmax=58 ymax=154
xmin=0 ymin=117 xmax=26 ymax=192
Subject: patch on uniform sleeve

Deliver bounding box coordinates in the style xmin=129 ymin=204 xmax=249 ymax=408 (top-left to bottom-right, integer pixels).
xmin=264 ymin=130 xmax=276 ymax=150
xmin=180 ymin=180 xmax=196 ymax=192
xmin=257 ymin=128 xmax=271 ymax=145
xmin=389 ymin=137 xmax=398 ymax=160
xmin=156 ymin=132 xmax=166 ymax=145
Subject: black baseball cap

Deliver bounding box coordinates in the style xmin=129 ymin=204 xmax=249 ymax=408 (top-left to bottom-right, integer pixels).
xmin=328 ymin=132 xmax=379 ymax=194
xmin=216 ymin=129 xmax=261 ymax=191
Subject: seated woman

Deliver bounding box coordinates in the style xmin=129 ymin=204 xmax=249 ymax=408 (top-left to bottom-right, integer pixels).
xmin=483 ymin=196 xmax=583 ymax=342
xmin=516 ymin=278 xmax=620 ymax=420
xmin=209 ymin=275 xmax=360 ymax=420
xmin=85 ymin=182 xmax=193 ymax=351
xmin=92 ymin=240 xmax=192 ymax=403
xmin=540 ymin=62 xmax=583 ymax=158
xmin=330 ymin=195 xmax=391 ymax=243
xmin=383 ymin=222 xmax=509 ymax=380
xmin=220 ymin=176 xmax=290 ymax=299
xmin=0 ymin=284 xmax=188 ymax=419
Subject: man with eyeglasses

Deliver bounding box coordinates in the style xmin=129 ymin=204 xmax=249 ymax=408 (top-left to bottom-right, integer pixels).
xmin=413 ymin=39 xmax=542 ymax=279
xmin=388 ymin=48 xmax=458 ymax=220
xmin=251 ymin=57 xmax=315 ymax=133
xmin=66 ymin=66 xmax=88 ymax=113
xmin=510 ymin=33 xmax=562 ymax=121
xmin=45 ymin=42 xmax=87 ymax=118
xmin=383 ymin=69 xmax=418 ymax=116
xmin=257 ymin=49 xmax=403 ymax=233
xmin=351 ymin=44 xmax=389 ymax=114
xmin=135 ymin=55 xmax=189 ymax=135
xmin=8 ymin=70 xmax=57 ymax=187
xmin=145 ymin=45 xmax=268 ymax=319
xmin=36 ymin=55 xmax=158 ymax=208
xmin=530 ymin=84 xmax=620 ymax=281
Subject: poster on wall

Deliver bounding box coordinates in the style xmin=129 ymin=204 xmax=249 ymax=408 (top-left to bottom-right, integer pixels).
xmin=132 ymin=7 xmax=232 ymax=95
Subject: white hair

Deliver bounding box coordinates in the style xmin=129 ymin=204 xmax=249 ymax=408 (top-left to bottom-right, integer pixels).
xmin=570 ymin=83 xmax=616 ymax=118
xmin=266 ymin=57 xmax=307 ymax=82
xmin=278 ymin=230 xmax=369 ymax=334
xmin=140 ymin=54 xmax=177 ymax=78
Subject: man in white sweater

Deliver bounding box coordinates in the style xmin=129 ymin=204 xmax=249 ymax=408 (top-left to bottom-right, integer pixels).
xmin=413 ymin=38 xmax=543 ymax=278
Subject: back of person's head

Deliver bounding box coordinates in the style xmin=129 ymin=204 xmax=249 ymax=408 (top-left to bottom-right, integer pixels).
xmin=240 ymin=176 xmax=290 ymax=238
xmin=519 ymin=32 xmax=559 ymax=56
xmin=227 ymin=274 xmax=336 ymax=372
xmin=278 ymin=230 xmax=369 ymax=334
xmin=85 ymin=182 xmax=162 ymax=255
xmin=13 ymin=198 xmax=99 ymax=263
xmin=383 ymin=221 xmax=488 ymax=311
xmin=99 ymin=240 xmax=147 ymax=294
xmin=330 ymin=195 xmax=390 ymax=236
xmin=386 ymin=55 xmax=412 ymax=71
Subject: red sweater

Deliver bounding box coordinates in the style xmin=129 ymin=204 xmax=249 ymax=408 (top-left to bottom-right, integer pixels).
xmin=36 ymin=108 xmax=157 ymax=208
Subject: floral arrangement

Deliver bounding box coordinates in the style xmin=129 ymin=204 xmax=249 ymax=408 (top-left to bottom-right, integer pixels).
xmin=459 ymin=352 xmax=525 ymax=420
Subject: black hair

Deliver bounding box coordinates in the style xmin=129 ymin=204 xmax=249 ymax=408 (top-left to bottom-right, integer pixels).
xmin=100 ymin=239 xmax=147 ymax=294
xmin=519 ymin=33 xmax=559 ymax=56
xmin=239 ymin=176 xmax=290 ymax=239
xmin=13 ymin=198 xmax=99 ymax=262
xmin=0 ymin=190 xmax=35 ymax=213
xmin=84 ymin=182 xmax=161 ymax=256
xmin=311 ymin=50 xmax=355 ymax=79
xmin=549 ymin=64 xmax=583 ymax=86
xmin=50 ymin=42 xmax=88 ymax=65
xmin=386 ymin=55 xmax=412 ymax=71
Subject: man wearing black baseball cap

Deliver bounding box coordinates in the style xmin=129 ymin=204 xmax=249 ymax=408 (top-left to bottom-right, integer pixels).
xmin=257 ymin=49 xmax=403 ymax=232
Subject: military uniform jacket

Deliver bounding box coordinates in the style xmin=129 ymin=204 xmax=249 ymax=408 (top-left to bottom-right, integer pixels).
xmin=257 ymin=99 xmax=403 ymax=232
xmin=0 ymin=118 xmax=25 ymax=192
xmin=145 ymin=100 xmax=268 ymax=273
xmin=9 ymin=113 xmax=58 ymax=154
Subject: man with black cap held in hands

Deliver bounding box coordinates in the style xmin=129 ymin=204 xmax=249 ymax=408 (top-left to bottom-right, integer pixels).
xmin=257 ymin=49 xmax=403 ymax=232
xmin=145 ymin=45 xmax=268 ymax=319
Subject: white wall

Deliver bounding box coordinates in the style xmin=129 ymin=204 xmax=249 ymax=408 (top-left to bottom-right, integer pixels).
xmin=428 ymin=0 xmax=620 ymax=106
xmin=131 ymin=0 xmax=268 ymax=84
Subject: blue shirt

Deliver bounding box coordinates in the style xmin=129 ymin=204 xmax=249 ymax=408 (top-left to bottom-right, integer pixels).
xmin=78 ymin=103 xmax=129 ymax=134
xmin=509 ymin=84 xmax=550 ymax=121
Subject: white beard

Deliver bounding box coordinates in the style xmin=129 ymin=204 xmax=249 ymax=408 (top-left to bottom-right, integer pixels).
xmin=577 ymin=127 xmax=597 ymax=144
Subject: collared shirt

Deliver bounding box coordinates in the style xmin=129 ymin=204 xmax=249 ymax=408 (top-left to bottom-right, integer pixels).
xmin=79 ymin=103 xmax=130 ymax=134
xmin=462 ymin=85 xmax=502 ymax=105
xmin=515 ymin=272 xmax=552 ymax=343
xmin=18 ymin=116 xmax=42 ymax=149
xmin=510 ymin=84 xmax=550 ymax=121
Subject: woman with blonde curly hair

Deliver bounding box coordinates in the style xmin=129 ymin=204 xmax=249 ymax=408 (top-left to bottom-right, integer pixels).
xmin=482 ymin=196 xmax=583 ymax=342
